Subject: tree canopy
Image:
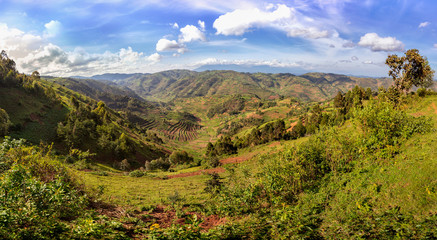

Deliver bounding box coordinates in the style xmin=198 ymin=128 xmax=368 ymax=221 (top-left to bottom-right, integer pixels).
xmin=386 ymin=49 xmax=434 ymax=93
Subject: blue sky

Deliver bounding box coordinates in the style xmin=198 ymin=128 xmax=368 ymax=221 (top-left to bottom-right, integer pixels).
xmin=0 ymin=0 xmax=436 ymax=77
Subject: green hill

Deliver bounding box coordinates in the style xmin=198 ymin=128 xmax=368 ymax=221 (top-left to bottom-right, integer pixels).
xmin=1 ymin=51 xmax=436 ymax=239
xmin=0 ymin=54 xmax=167 ymax=168
xmin=114 ymin=70 xmax=394 ymax=102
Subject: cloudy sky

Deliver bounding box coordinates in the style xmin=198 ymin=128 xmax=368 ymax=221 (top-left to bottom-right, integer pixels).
xmin=1 ymin=0 xmax=437 ymax=77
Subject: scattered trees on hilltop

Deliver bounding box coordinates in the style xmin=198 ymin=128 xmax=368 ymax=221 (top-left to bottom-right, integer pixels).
xmin=386 ymin=49 xmax=434 ymax=94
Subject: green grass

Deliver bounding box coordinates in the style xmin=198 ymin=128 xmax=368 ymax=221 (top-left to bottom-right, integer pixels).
xmin=0 ymin=87 xmax=69 ymax=144
xmin=78 ymin=170 xmax=210 ymax=207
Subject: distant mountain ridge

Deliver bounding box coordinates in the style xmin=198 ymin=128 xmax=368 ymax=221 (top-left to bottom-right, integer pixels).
xmin=67 ymin=69 xmax=436 ymax=103
xmin=93 ymin=70 xmax=393 ymax=102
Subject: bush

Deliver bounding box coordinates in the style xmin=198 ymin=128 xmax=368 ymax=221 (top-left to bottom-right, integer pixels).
xmin=205 ymin=156 xmax=221 ymax=168
xmin=169 ymin=150 xmax=193 ymax=165
xmin=354 ymin=101 xmax=432 ymax=152
xmin=416 ymin=88 xmax=427 ymax=97
xmin=149 ymin=157 xmax=171 ymax=171
xmin=0 ymin=108 xmax=10 ymax=137
xmin=129 ymin=170 xmax=145 ymax=177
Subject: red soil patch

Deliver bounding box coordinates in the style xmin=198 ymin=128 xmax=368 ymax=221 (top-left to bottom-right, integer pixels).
xmin=432 ymin=102 xmax=437 ymax=114
xmin=94 ymin=203 xmax=226 ymax=233
xmin=268 ymin=141 xmax=281 ymax=148
xmin=142 ymin=206 xmax=227 ymax=230
xmin=287 ymin=121 xmax=298 ymax=132
xmin=220 ymin=150 xmax=258 ymax=164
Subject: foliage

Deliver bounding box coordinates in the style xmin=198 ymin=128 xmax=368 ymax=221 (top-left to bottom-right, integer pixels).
xmin=169 ymin=150 xmax=193 ymax=165
xmin=129 ymin=169 xmax=145 ymax=177
xmin=354 ymin=100 xmax=432 ymax=152
xmin=207 ymin=95 xmax=246 ymax=118
xmin=204 ymin=173 xmax=223 ymax=194
xmin=206 ymin=136 xmax=237 ymax=156
xmin=148 ymin=157 xmax=171 ymax=171
xmin=203 ymin=95 xmax=435 ymax=239
xmin=386 ymin=49 xmax=435 ymax=93
xmin=0 ymin=108 xmax=10 ymax=137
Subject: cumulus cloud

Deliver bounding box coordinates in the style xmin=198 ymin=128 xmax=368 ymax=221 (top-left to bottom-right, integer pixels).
xmin=179 ymin=25 xmax=206 ymax=43
xmin=172 ymin=22 xmax=179 ymax=29
xmin=147 ymin=53 xmax=162 ymax=63
xmin=156 ymin=38 xmax=187 ymax=53
xmin=0 ymin=23 xmax=44 ymax=58
xmin=44 ymin=20 xmax=62 ymax=38
xmin=358 ymin=33 xmax=404 ymax=52
xmin=0 ymin=23 xmax=165 ymax=76
xmin=213 ymin=4 xmax=331 ymax=39
xmin=419 ymin=21 xmax=430 ymax=28
xmin=155 ymin=23 xmax=206 ymax=55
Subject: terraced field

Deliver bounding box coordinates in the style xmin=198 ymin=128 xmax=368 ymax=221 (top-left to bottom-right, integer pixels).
xmin=163 ymin=120 xmax=203 ymax=142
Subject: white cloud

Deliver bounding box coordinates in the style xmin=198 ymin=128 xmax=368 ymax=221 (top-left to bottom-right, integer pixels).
xmin=434 ymin=44 xmax=437 ymax=48
xmin=147 ymin=53 xmax=162 ymax=63
xmin=172 ymin=22 xmax=179 ymax=29
xmin=213 ymin=4 xmax=293 ymax=36
xmin=419 ymin=21 xmax=430 ymax=28
xmin=192 ymin=58 xmax=303 ymax=69
xmin=155 ymin=23 xmax=205 ymax=55
xmin=198 ymin=20 xmax=205 ymax=31
xmin=363 ymin=60 xmax=373 ymax=64
xmin=358 ymin=33 xmax=404 ymax=52
xmin=179 ymin=25 xmax=206 ymax=43
xmin=213 ymin=4 xmax=331 ymax=39
xmin=0 ymin=23 xmax=168 ymax=76
xmin=351 ymin=56 xmax=358 ymax=61
xmin=156 ymin=38 xmax=186 ymax=53
xmin=119 ymin=46 xmax=143 ymax=63
xmin=44 ymin=20 xmax=62 ymax=38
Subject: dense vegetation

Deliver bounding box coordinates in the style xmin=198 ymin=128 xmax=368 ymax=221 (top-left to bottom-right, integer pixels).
xmin=0 ymin=51 xmax=167 ymax=168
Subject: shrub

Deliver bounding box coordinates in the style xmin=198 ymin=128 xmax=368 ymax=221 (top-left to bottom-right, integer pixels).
xmin=129 ymin=170 xmax=145 ymax=177
xmin=149 ymin=157 xmax=171 ymax=171
xmin=204 ymin=172 xmax=223 ymax=193
xmin=0 ymin=108 xmax=10 ymax=137
xmin=354 ymin=101 xmax=432 ymax=152
xmin=169 ymin=150 xmax=193 ymax=165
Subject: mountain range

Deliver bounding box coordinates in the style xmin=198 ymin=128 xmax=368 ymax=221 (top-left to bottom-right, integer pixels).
xmin=72 ymin=70 xmax=396 ymax=102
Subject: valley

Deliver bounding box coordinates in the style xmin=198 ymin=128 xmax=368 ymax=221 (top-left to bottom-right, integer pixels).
xmin=1 ymin=52 xmax=436 ymax=239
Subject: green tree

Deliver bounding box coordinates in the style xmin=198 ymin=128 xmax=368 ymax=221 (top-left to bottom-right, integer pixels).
xmin=169 ymin=150 xmax=193 ymax=165
xmin=386 ymin=49 xmax=434 ymax=93
xmin=0 ymin=108 xmax=11 ymax=136
xmin=31 ymin=71 xmax=40 ymax=80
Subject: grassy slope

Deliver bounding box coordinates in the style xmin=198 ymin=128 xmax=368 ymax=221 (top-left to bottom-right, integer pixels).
xmin=77 ymin=94 xmax=436 ymax=229
xmin=0 ymin=87 xmax=68 ymax=144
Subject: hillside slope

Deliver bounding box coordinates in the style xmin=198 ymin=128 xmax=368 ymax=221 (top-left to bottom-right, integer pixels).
xmin=113 ymin=70 xmax=393 ymax=102
xmin=0 ymin=54 xmax=168 ymax=168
